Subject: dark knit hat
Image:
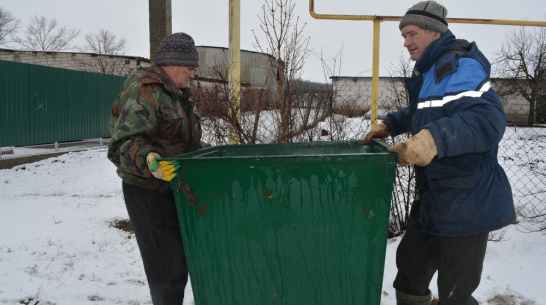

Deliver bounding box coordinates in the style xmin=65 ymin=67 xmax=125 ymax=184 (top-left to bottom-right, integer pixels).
xmin=154 ymin=32 xmax=199 ymax=67
xmin=399 ymin=1 xmax=448 ymax=34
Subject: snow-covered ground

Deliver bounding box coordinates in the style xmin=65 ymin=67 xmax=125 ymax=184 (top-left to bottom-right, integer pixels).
xmin=0 ymin=146 xmax=544 ymax=305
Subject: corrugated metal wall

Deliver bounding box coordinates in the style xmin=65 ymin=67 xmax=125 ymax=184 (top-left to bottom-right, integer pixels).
xmin=0 ymin=60 xmax=126 ymax=147
xmin=195 ymin=46 xmax=276 ymax=88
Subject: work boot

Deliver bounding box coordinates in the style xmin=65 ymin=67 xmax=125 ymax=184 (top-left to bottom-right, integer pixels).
xmin=396 ymin=289 xmax=432 ymax=305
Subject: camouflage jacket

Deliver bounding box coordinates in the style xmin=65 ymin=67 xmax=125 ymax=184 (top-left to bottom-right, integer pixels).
xmin=108 ymin=64 xmax=202 ymax=193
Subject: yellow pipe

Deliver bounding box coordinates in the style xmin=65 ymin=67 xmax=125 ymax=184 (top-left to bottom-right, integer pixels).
xmin=229 ymin=0 xmax=241 ymax=144
xmin=447 ymin=18 xmax=546 ymax=27
xmin=371 ymin=19 xmax=381 ymax=129
xmin=309 ymin=0 xmax=546 ymax=126
xmin=309 ymin=0 xmax=546 ymax=26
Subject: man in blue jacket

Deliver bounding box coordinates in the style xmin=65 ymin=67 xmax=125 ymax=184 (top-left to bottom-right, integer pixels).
xmin=365 ymin=1 xmax=515 ymax=304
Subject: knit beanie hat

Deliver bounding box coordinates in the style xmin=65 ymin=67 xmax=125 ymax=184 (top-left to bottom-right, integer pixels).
xmin=154 ymin=32 xmax=199 ymax=67
xmin=399 ymin=1 xmax=448 ymax=34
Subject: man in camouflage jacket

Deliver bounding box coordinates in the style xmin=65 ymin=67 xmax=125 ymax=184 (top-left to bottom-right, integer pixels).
xmin=108 ymin=32 xmax=201 ymax=305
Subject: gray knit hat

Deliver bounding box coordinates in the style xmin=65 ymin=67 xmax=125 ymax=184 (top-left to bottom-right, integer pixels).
xmin=399 ymin=1 xmax=448 ymax=34
xmin=154 ymin=32 xmax=199 ymax=67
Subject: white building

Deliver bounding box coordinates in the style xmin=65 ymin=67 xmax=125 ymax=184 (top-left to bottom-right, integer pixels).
xmin=331 ymin=76 xmax=534 ymax=124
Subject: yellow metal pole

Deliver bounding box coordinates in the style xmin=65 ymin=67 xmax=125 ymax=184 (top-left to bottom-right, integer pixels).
xmin=371 ymin=19 xmax=381 ymax=128
xmin=229 ymin=0 xmax=241 ymax=144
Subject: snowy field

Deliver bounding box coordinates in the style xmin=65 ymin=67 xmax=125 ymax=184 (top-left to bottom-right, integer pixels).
xmin=0 ymin=125 xmax=545 ymax=305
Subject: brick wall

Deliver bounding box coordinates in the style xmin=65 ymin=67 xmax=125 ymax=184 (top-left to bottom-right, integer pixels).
xmin=0 ymin=48 xmax=150 ymax=77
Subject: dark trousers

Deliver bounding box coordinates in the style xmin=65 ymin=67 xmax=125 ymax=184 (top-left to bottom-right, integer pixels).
xmin=393 ymin=225 xmax=488 ymax=305
xmin=122 ymin=181 xmax=188 ymax=305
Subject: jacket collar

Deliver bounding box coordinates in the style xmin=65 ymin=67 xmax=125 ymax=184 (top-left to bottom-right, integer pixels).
xmin=412 ymin=30 xmax=491 ymax=81
xmin=151 ymin=64 xmax=181 ymax=94
xmin=139 ymin=64 xmax=192 ymax=99
xmin=413 ymin=30 xmax=457 ymax=76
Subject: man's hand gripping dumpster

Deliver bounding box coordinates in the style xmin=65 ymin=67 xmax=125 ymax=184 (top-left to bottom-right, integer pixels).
xmin=365 ymin=124 xmax=438 ymax=167
xmin=147 ymin=152 xmax=180 ymax=182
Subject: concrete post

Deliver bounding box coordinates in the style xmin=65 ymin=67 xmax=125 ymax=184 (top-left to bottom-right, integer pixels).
xmin=149 ymin=0 xmax=172 ymax=62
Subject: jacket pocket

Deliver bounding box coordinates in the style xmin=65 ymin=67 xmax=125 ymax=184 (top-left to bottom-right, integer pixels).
xmin=428 ymin=175 xmax=475 ymax=189
xmin=425 ymin=154 xmax=480 ymax=189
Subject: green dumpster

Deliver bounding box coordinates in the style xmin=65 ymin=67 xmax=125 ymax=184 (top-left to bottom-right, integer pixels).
xmin=168 ymin=140 xmax=397 ymax=305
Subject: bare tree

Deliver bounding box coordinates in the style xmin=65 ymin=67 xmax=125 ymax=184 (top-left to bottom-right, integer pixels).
xmin=193 ymin=0 xmax=338 ymax=146
xmin=81 ymin=29 xmax=127 ymax=55
xmin=193 ymin=63 xmax=333 ymax=145
xmin=494 ymin=26 xmax=546 ymax=126
xmin=13 ymin=15 xmax=80 ymax=51
xmin=194 ymin=77 xmax=269 ymax=145
xmin=252 ymin=0 xmax=312 ymax=142
xmin=0 ymin=7 xmax=20 ymax=46
xmin=77 ymin=29 xmax=129 ymax=74
xmin=313 ymin=43 xmax=345 ymax=84
xmin=190 ymin=53 xmax=270 ymax=145
xmin=196 ymin=0 xmax=330 ymax=145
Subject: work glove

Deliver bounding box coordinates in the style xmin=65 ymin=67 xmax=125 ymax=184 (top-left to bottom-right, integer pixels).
xmin=387 ymin=129 xmax=438 ymax=167
xmin=364 ymin=123 xmax=390 ymax=144
xmin=146 ymin=152 xmax=180 ymax=182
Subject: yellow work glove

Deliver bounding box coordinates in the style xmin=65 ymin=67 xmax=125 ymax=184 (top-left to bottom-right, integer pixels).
xmin=146 ymin=152 xmax=180 ymax=182
xmin=364 ymin=123 xmax=390 ymax=144
xmin=387 ymin=129 xmax=438 ymax=167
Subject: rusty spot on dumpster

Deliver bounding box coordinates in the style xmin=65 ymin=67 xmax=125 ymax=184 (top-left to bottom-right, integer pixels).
xmin=273 ymin=293 xmax=277 ymax=298
xmin=265 ymin=189 xmax=272 ymax=199
xmin=363 ymin=206 xmax=367 ymax=213
xmin=199 ymin=205 xmax=208 ymax=217
xmin=178 ymin=180 xmax=198 ymax=207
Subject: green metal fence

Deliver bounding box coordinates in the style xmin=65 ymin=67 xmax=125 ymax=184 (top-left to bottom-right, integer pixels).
xmin=0 ymin=60 xmax=126 ymax=147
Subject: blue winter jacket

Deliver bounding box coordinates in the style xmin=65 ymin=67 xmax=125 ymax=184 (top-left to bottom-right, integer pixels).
xmin=383 ymin=30 xmax=516 ymax=236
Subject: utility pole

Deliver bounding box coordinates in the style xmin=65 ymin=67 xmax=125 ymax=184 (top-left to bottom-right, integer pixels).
xmin=149 ymin=0 xmax=172 ymax=62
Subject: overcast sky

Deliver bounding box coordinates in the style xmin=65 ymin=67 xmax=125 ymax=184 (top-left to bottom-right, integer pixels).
xmin=2 ymin=0 xmax=545 ymax=82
